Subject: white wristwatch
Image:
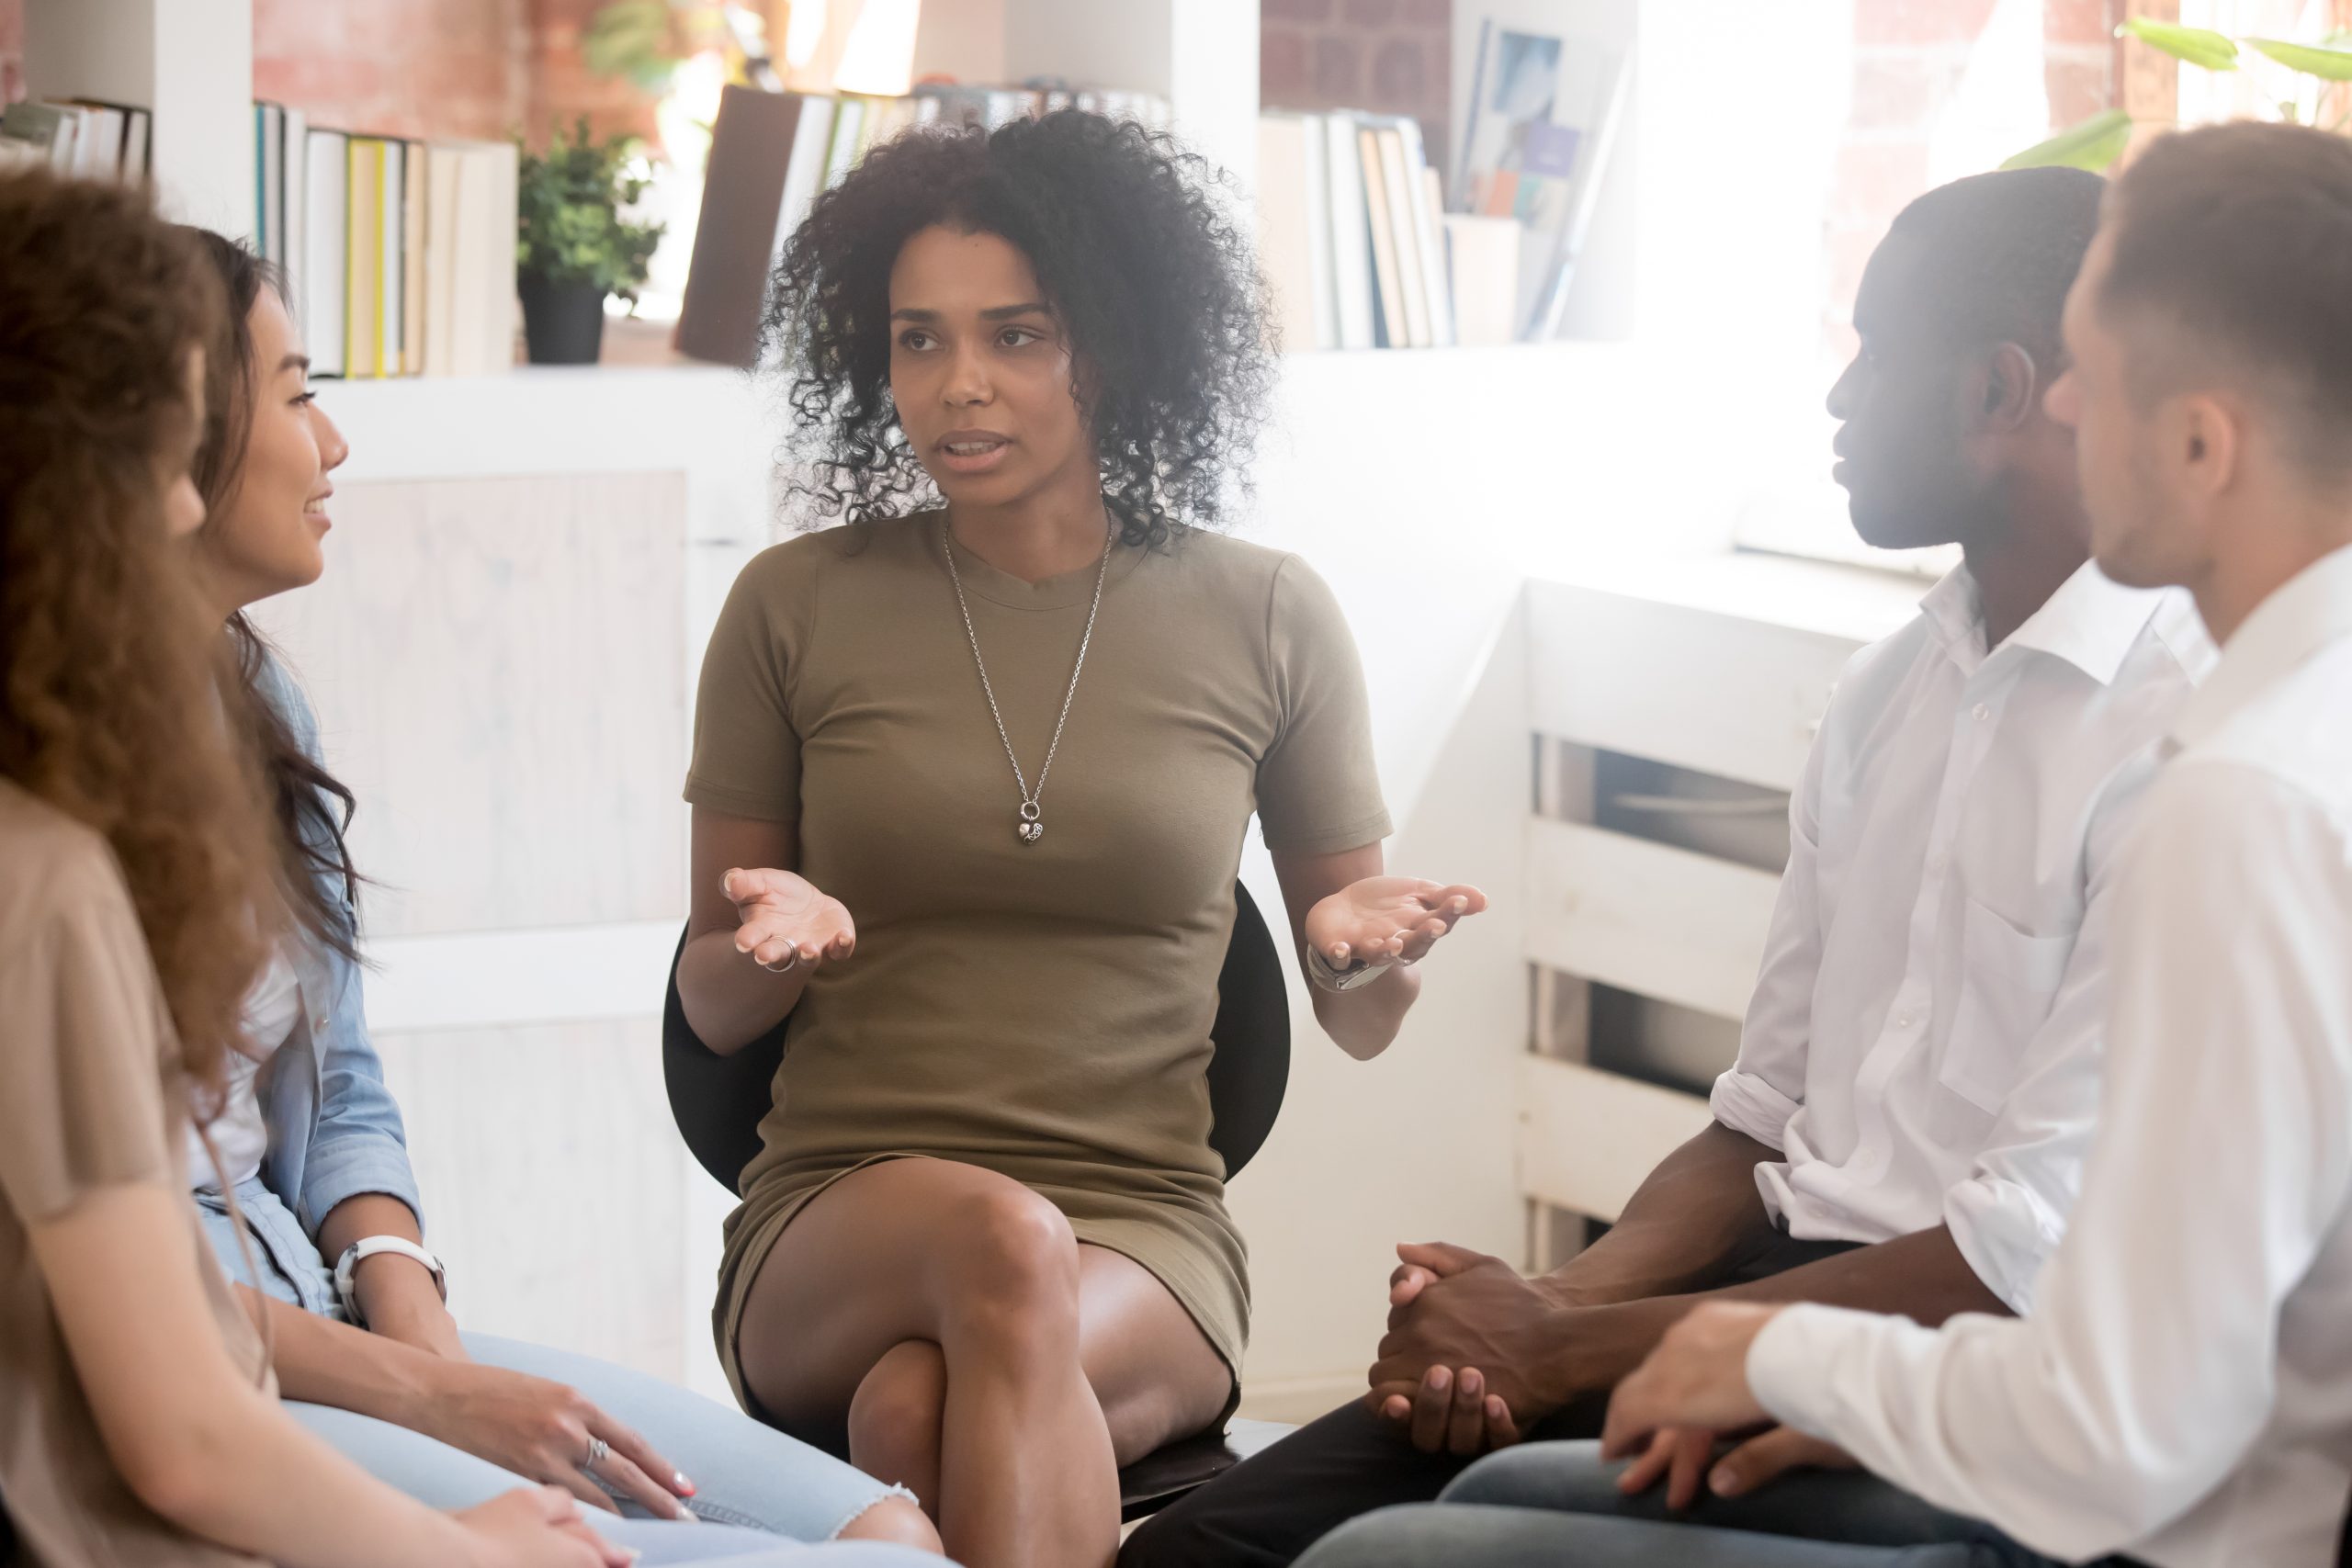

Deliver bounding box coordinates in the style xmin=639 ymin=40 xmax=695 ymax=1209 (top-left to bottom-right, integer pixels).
xmin=334 ymin=1235 xmax=447 ymax=1326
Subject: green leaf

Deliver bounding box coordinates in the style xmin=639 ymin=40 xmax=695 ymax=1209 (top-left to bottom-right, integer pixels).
xmin=2246 ymin=37 xmax=2352 ymax=81
xmin=2003 ymin=108 xmax=2134 ymax=172
xmin=583 ymin=0 xmax=678 ymax=89
xmin=514 ymin=115 xmax=667 ymax=295
xmin=2120 ymin=17 xmax=2241 ymax=70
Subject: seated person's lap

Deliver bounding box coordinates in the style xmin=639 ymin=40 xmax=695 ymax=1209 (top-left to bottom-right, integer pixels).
xmin=736 ymin=1156 xmax=1232 ymax=1466
xmin=1443 ymin=1441 xmax=1990 ymax=1550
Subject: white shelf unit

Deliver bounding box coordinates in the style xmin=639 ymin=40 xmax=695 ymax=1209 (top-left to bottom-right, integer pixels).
xmin=24 ymin=0 xmax=256 ymax=236
xmin=1515 ymin=567 xmax=1919 ymax=1257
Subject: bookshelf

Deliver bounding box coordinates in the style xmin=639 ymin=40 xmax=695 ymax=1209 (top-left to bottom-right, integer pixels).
xmin=23 ymin=0 xmax=254 ymax=236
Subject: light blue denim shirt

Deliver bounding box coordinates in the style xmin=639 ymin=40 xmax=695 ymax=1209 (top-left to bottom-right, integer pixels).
xmin=198 ymin=650 xmax=424 ymax=1316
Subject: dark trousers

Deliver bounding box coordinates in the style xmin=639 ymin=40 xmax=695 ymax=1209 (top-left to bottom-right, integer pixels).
xmin=1119 ymin=1231 xmax=1863 ymax=1568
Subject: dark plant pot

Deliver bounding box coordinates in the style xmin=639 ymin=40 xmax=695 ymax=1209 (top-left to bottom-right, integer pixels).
xmin=519 ymin=275 xmax=607 ymax=365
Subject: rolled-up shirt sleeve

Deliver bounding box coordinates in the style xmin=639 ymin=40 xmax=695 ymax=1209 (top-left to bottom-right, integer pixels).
xmin=1710 ymin=716 xmax=1828 ymax=1152
xmin=299 ymin=963 xmax=424 ymax=1234
xmin=1747 ymin=763 xmax=2352 ymax=1563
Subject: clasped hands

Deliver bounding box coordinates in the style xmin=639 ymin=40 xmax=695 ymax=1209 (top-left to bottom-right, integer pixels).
xmin=1366 ymin=1250 xmax=1855 ymax=1506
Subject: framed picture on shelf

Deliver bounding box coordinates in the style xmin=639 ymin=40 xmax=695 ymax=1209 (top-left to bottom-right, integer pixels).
xmin=1450 ymin=0 xmax=1634 ymax=342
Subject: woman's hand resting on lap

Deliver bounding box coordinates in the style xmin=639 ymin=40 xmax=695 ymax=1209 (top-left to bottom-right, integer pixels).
xmin=723 ymin=866 xmax=856 ymax=972
xmin=1305 ymin=877 xmax=1487 ymax=968
xmin=455 ymin=1486 xmax=632 ymax=1567
xmin=420 ymin=1361 xmax=695 ymax=1519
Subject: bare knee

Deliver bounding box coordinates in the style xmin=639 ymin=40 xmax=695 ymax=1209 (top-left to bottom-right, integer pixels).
xmin=936 ymin=1182 xmax=1082 ymax=1336
xmin=848 ymin=1339 xmax=947 ymax=1491
xmin=836 ymin=1495 xmax=944 ymax=1552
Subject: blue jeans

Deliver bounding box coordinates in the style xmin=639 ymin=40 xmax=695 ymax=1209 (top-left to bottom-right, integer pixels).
xmin=289 ymin=1333 xmax=913 ymax=1544
xmin=566 ymin=1537 xmax=938 ymax=1567
xmin=199 ymin=1186 xmax=910 ymax=1542
xmin=1295 ymin=1441 xmax=2086 ymax=1568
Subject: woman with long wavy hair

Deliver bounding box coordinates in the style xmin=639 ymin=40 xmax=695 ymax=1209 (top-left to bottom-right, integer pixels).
xmin=0 ymin=168 xmax=628 ymax=1568
xmin=0 ymin=171 xmax=932 ymax=1568
xmin=168 ymin=229 xmax=940 ymax=1557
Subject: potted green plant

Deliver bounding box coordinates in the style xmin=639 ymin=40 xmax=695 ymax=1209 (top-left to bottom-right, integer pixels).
xmin=2007 ymin=17 xmax=2352 ymax=171
xmin=514 ymin=118 xmax=666 ymax=365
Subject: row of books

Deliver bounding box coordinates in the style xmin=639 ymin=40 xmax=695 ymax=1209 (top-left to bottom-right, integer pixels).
xmin=676 ymin=82 xmax=1171 ymax=368
xmin=254 ymin=103 xmax=519 ymax=378
xmin=0 ymin=98 xmax=153 ymax=178
xmin=1257 ymin=110 xmax=1458 ymax=353
xmin=1448 ymin=24 xmax=1634 ymax=342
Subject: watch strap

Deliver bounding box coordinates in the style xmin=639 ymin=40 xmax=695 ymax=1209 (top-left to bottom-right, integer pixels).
xmin=334 ymin=1235 xmax=447 ymax=1326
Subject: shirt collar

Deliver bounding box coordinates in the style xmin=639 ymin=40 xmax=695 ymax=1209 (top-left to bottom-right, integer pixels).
xmin=2172 ymin=541 xmax=2352 ymax=751
xmin=1918 ymin=559 xmax=2165 ymax=685
xmin=1917 ymin=566 xmax=1984 ymax=660
xmin=2001 ymin=560 xmax=2168 ymax=686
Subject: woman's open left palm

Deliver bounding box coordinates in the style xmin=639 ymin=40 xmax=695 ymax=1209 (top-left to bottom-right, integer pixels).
xmin=1306 ymin=877 xmax=1487 ymax=968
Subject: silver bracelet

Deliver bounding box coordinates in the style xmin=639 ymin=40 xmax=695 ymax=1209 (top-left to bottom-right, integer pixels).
xmin=1306 ymin=945 xmax=1391 ymax=994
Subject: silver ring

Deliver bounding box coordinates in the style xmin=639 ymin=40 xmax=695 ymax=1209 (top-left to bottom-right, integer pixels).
xmin=583 ymin=1437 xmax=609 ymax=1470
xmin=758 ymin=952 xmax=798 ymax=974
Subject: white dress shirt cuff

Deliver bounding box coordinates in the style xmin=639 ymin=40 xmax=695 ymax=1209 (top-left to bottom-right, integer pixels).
xmin=1709 ymin=1068 xmax=1800 ymax=1151
xmin=1745 ymin=1301 xmax=1888 ymax=1440
xmin=1942 ymin=1175 xmax=2064 ymax=1315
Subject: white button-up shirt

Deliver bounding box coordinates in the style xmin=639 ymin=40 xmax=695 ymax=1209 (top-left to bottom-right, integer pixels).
xmin=1749 ymin=543 xmax=2352 ymax=1568
xmin=1712 ymin=561 xmax=2213 ymax=1312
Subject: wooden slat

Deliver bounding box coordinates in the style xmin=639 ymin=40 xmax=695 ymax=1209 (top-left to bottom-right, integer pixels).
xmin=1525 ymin=818 xmax=1781 ymax=1021
xmin=1525 ymin=581 xmax=1860 ymax=794
xmin=1520 ymin=1055 xmax=1713 ymax=1222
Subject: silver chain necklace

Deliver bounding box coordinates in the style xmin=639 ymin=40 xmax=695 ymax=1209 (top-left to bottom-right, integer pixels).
xmin=942 ymin=518 xmax=1114 ymax=845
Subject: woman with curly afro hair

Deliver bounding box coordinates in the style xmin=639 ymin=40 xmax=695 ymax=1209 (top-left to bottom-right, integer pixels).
xmin=675 ymin=109 xmax=1487 ymax=1565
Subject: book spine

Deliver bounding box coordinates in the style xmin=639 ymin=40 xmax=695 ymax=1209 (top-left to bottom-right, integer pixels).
xmin=1357 ymin=122 xmax=1404 ymax=349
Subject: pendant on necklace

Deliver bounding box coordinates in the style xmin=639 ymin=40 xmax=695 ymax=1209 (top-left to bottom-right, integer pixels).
xmin=1017 ymin=802 xmax=1044 ymax=844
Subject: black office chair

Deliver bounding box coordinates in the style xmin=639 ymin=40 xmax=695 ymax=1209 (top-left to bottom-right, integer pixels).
xmin=662 ymin=881 xmax=1295 ymax=1520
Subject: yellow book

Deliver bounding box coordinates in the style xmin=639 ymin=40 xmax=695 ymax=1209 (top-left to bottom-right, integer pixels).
xmin=368 ymin=139 xmax=388 ymax=378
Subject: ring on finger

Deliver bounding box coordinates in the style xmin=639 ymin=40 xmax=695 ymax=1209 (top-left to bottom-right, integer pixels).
xmin=758 ymin=951 xmax=798 ymax=974
xmin=582 ymin=1437 xmax=610 ymax=1470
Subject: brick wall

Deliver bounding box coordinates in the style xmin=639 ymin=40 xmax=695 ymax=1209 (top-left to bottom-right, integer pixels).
xmin=1826 ymin=0 xmax=2124 ymax=356
xmin=251 ymin=0 xmax=658 ymax=150
xmin=1262 ymin=0 xmax=1453 ymax=175
xmin=1 ymin=0 xmax=22 ymax=108
xmin=250 ymin=0 xmax=532 ymax=142
xmin=0 ymin=0 xmax=659 ymax=150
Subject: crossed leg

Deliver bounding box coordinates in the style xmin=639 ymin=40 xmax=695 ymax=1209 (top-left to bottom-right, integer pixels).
xmin=735 ymin=1158 xmax=1234 ymax=1568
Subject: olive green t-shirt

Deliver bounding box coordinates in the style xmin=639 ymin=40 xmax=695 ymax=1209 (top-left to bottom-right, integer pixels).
xmin=684 ymin=515 xmax=1388 ymax=1378
xmin=0 ymin=781 xmax=272 ymax=1568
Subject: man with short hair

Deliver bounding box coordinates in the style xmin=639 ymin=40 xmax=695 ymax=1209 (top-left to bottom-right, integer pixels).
xmin=1312 ymin=118 xmax=2352 ymax=1568
xmin=1123 ymin=165 xmax=2215 ymax=1568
